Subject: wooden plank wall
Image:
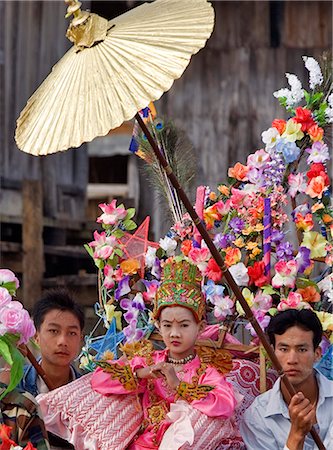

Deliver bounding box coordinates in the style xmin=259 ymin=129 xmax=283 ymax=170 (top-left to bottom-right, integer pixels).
xmin=1 ymin=1 xmax=89 ymax=220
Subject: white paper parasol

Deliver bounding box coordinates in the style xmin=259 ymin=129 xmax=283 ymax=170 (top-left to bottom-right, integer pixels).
xmin=15 ymin=0 xmax=215 ymax=156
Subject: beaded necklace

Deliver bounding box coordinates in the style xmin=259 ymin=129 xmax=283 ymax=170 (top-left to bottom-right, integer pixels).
xmin=167 ymin=353 xmax=196 ymax=365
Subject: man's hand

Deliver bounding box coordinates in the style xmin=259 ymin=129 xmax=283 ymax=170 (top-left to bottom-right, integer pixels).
xmin=286 ymin=392 xmax=316 ymax=450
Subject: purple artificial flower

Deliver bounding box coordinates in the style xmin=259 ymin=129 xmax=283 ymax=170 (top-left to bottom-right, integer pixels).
xmin=132 ymin=293 xmax=145 ymax=311
xmin=247 ymin=168 xmax=265 ymax=186
xmin=276 ymin=241 xmax=294 ymax=260
xmin=151 ymin=257 xmax=161 ymax=280
xmin=213 ymin=233 xmax=234 ymax=250
xmin=114 ymin=276 xmax=131 ymax=300
xmin=263 ymin=154 xmax=286 ymax=188
xmin=271 ymin=229 xmax=285 ymax=244
xmin=120 ymin=298 xmax=139 ymax=323
xmin=229 ymin=217 xmax=245 ymax=234
xmin=295 ymin=246 xmax=311 ymax=273
xmin=306 ymin=141 xmax=330 ymax=164
xmin=123 ymin=319 xmax=144 ymax=343
xmin=245 ymin=311 xmax=271 ymax=337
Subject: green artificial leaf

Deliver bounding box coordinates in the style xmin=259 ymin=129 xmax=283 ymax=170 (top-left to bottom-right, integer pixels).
xmin=156 ymin=247 xmax=165 ymax=259
xmin=304 ymin=90 xmax=311 ymax=105
xmin=114 ymin=248 xmax=123 ymax=257
xmin=0 ymin=343 xmax=24 ymax=401
xmin=124 ymin=220 xmax=137 ymax=231
xmin=113 ymin=229 xmax=125 ymax=238
xmin=95 ymin=259 xmax=105 ymax=270
xmin=125 ymin=208 xmax=136 ymax=220
xmin=296 ymin=278 xmax=319 ymax=290
xmin=107 ymin=255 xmax=119 ymax=267
xmin=268 ymin=307 xmax=278 ymax=316
xmin=84 ymin=244 xmax=94 ymax=258
xmin=0 ymin=338 xmax=13 ymax=365
xmin=262 ymin=285 xmax=279 ymax=296
xmin=1 ymin=281 xmax=17 ymax=295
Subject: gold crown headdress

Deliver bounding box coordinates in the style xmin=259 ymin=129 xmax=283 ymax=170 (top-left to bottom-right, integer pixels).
xmin=154 ymin=259 xmax=205 ymax=321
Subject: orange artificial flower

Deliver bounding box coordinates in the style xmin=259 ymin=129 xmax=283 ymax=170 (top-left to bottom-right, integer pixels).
xmin=181 ymin=239 xmax=193 ymax=256
xmin=295 ymin=213 xmax=314 ymax=232
xmin=218 ymin=184 xmax=230 ymax=196
xmin=296 ymin=286 xmax=321 ymax=303
xmin=203 ymin=205 xmax=222 ymax=229
xmin=209 ymin=191 xmax=217 ymax=201
xmin=322 ymin=214 xmax=333 ymax=224
xmin=272 ymin=118 xmax=286 ymax=135
xmin=120 ymin=258 xmax=140 ymax=275
xmin=224 ymin=247 xmax=241 ymax=267
xmin=308 ymin=124 xmax=324 ymax=142
xmin=306 ymin=176 xmax=327 ymax=199
xmin=311 ymin=203 xmax=325 ymax=213
xmin=228 ymin=162 xmax=249 ymax=181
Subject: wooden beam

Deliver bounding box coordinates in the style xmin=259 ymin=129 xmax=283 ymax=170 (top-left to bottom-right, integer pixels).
xmin=22 ymin=180 xmax=44 ymax=309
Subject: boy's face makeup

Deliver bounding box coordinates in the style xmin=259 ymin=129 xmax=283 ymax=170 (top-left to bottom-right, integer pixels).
xmin=35 ymin=309 xmax=82 ymax=369
xmin=158 ymin=306 xmax=203 ymax=359
xmin=274 ymin=325 xmax=321 ymax=389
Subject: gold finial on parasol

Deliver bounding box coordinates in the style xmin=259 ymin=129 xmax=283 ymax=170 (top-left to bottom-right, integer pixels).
xmin=65 ymin=0 xmax=108 ymax=50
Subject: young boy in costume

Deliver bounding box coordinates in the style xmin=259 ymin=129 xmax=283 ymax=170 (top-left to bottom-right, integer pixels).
xmin=38 ymin=260 xmax=237 ymax=449
xmin=240 ymin=309 xmax=333 ymax=450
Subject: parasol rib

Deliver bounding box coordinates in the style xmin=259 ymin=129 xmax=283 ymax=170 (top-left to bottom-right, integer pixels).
xmin=135 ymin=113 xmax=326 ymax=450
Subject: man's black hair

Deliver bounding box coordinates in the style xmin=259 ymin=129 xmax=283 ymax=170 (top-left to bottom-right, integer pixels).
xmin=32 ymin=288 xmax=85 ymax=331
xmin=267 ymin=309 xmax=323 ymax=350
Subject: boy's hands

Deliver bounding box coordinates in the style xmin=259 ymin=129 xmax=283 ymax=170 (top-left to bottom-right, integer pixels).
xmin=136 ymin=362 xmax=180 ymax=390
xmin=286 ymin=392 xmax=317 ymax=450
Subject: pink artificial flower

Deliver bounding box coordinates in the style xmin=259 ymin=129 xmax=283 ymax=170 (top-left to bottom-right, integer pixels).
xmin=0 ymin=269 xmax=20 ymax=289
xmin=246 ymin=311 xmax=271 ymax=336
xmin=230 ymin=188 xmax=248 ymax=209
xmin=214 ymin=200 xmax=231 ymax=216
xmin=103 ymin=265 xmax=115 ymax=289
xmin=288 ymin=173 xmax=307 ymax=198
xmin=247 ymin=149 xmax=270 ymax=169
xmin=0 ymin=287 xmax=12 ymax=309
xmin=213 ymin=295 xmax=234 ymax=320
xmin=18 ymin=309 xmax=36 ymax=344
xmin=97 ymin=200 xmax=127 ymax=225
xmin=0 ymin=301 xmax=35 ymax=343
xmin=252 ymin=292 xmax=273 ymax=313
xmin=89 ymin=231 xmax=117 ymax=261
xmin=272 ymin=260 xmax=298 ymax=289
xmin=142 ymin=280 xmax=159 ymax=303
xmin=277 ymin=292 xmax=310 ymax=311
xmin=188 ymin=247 xmax=210 ymax=272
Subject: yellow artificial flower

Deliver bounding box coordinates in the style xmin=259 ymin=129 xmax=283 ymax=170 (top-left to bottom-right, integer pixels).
xmin=242 ymin=227 xmax=254 ymax=236
xmin=282 ymin=119 xmax=304 ymax=142
xmin=234 ymin=237 xmax=245 ymax=248
xmin=120 ymin=258 xmax=140 ymax=275
xmin=236 ymin=288 xmax=254 ymax=315
xmin=105 ymin=304 xmax=123 ymax=330
xmin=254 ymin=223 xmax=264 ymax=232
xmin=209 ymin=191 xmax=217 ymax=201
xmin=246 ymin=241 xmax=258 ymax=251
xmin=301 ymin=231 xmax=328 ymax=259
xmin=251 ymin=247 xmax=262 ymax=257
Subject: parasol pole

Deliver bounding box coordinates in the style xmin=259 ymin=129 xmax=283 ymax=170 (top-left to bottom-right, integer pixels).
xmin=135 ymin=113 xmax=326 ymax=450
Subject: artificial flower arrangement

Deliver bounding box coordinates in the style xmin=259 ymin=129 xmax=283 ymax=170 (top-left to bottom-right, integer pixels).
xmin=0 ymin=270 xmax=36 ymax=400
xmin=81 ymin=55 xmax=332 ymax=371
xmin=0 ymin=424 xmax=36 ymax=450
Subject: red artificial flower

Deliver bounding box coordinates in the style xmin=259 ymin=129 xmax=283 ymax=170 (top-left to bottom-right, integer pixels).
xmin=293 ymin=107 xmax=316 ymax=132
xmin=0 ymin=424 xmax=17 ymax=450
xmin=306 ymin=163 xmax=330 ymax=186
xmin=271 ymin=119 xmax=286 ymax=135
xmin=247 ymin=261 xmax=270 ymax=287
xmin=205 ymin=258 xmax=223 ymax=282
xmin=24 ymin=443 xmax=37 ymax=450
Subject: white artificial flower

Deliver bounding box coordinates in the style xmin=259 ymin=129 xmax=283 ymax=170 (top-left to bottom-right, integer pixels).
xmin=273 ymin=73 xmax=304 ymax=108
xmin=261 ymin=127 xmax=280 ymax=149
xmin=145 ymin=246 xmax=157 ymax=268
xmin=229 ymin=262 xmax=249 ymax=286
xmin=318 ymin=274 xmax=333 ymax=302
xmin=159 ymin=236 xmax=177 ymax=256
xmin=303 ymin=56 xmax=323 ymax=90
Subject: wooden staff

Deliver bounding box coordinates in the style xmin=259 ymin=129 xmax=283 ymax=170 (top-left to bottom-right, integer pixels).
xmin=135 ymin=113 xmax=326 ymax=450
xmin=22 ymin=345 xmax=55 ymax=391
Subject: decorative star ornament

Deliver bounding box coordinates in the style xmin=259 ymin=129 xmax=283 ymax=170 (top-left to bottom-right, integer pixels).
xmin=118 ymin=216 xmax=159 ymax=277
